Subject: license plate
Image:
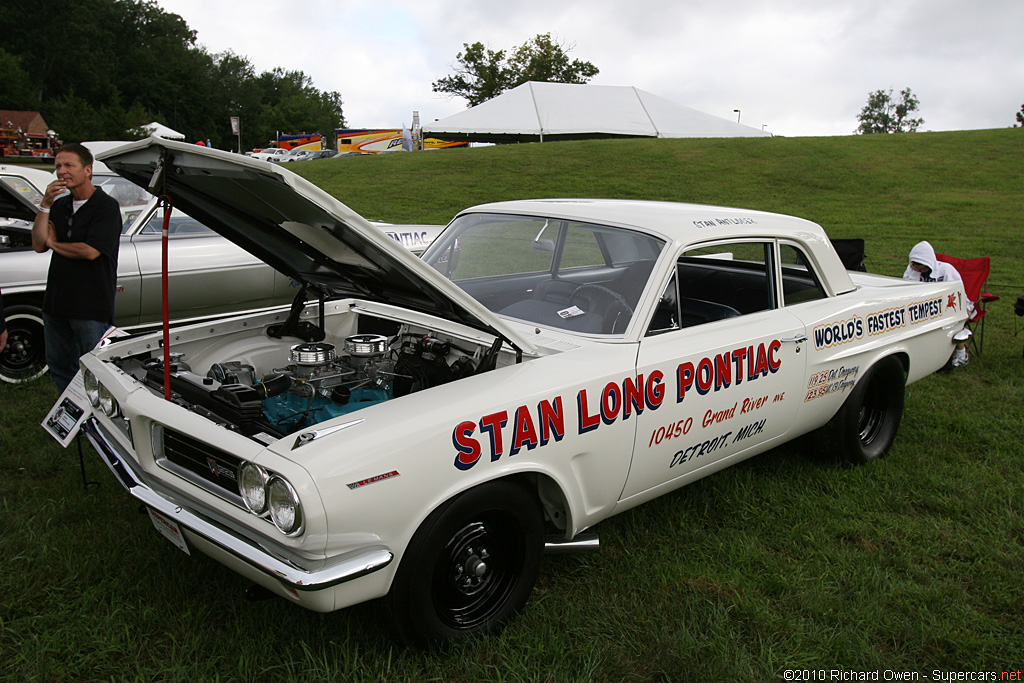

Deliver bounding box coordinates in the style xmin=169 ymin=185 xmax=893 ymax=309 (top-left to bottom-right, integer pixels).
xmin=148 ymin=508 xmax=191 ymax=555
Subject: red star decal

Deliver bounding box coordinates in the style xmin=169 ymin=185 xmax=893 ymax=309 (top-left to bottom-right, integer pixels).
xmin=947 ymin=293 xmax=957 ymax=310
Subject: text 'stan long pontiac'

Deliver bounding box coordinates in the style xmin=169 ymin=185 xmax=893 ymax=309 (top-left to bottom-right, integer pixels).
xmin=78 ymin=138 xmax=967 ymax=647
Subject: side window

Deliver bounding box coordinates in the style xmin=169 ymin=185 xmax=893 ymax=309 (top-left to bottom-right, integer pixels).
xmin=446 ymin=217 xmax=553 ymax=281
xmin=646 ymin=273 xmax=679 ymax=336
xmin=0 ymin=175 xmax=44 ymax=206
xmin=559 ymin=223 xmax=607 ymax=270
xmin=780 ymin=243 xmax=827 ymax=305
xmin=140 ymin=209 xmax=213 ymax=236
xmin=672 ymin=241 xmax=774 ymax=329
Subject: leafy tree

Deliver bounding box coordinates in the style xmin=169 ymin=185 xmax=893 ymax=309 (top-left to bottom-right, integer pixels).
xmin=431 ymin=42 xmax=512 ymax=107
xmin=256 ymin=68 xmax=345 ymax=150
xmin=1015 ymin=104 xmax=1024 ymax=127
xmin=856 ymin=88 xmax=924 ymax=134
xmin=0 ymin=0 xmax=344 ymax=146
xmin=0 ymin=48 xmax=36 ymax=109
xmin=508 ymin=34 xmax=599 ymax=86
xmin=433 ymin=33 xmax=599 ymax=107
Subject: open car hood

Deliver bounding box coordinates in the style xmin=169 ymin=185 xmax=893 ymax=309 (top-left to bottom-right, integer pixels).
xmin=0 ymin=176 xmax=39 ymax=223
xmin=98 ymin=137 xmax=535 ymax=355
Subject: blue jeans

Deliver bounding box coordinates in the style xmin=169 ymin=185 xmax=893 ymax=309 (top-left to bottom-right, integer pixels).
xmin=43 ymin=313 xmax=109 ymax=394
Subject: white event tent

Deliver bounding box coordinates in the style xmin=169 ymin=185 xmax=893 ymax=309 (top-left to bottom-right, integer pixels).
xmin=423 ymin=82 xmax=772 ymax=143
xmin=141 ymin=121 xmax=185 ymax=140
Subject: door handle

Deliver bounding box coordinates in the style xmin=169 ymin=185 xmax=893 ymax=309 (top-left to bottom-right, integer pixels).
xmin=781 ymin=334 xmax=808 ymax=344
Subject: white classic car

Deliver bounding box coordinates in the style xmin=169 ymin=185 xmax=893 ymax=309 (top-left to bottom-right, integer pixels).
xmin=0 ymin=164 xmax=54 ymax=214
xmin=0 ymin=154 xmax=442 ymax=384
xmin=249 ymin=147 xmax=291 ymax=162
xmin=78 ymin=138 xmax=968 ymax=647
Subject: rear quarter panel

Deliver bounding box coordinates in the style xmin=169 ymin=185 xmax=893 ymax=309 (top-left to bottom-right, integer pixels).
xmin=790 ymin=274 xmax=968 ymax=429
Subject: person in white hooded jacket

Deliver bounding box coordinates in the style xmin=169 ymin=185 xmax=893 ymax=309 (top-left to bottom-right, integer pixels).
xmin=903 ymin=240 xmax=972 ymax=367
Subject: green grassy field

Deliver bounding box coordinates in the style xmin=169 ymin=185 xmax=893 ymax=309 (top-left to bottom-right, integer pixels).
xmin=3 ymin=129 xmax=1023 ymax=682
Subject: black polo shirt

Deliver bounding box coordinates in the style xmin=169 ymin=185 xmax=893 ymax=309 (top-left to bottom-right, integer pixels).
xmin=42 ymin=187 xmax=121 ymax=323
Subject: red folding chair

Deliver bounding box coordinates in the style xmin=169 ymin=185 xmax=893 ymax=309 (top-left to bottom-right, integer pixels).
xmin=936 ymin=254 xmax=999 ymax=356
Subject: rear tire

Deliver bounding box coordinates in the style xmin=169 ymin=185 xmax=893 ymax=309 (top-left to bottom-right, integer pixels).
xmin=826 ymin=356 xmax=905 ymax=464
xmin=385 ymin=480 xmax=544 ymax=648
xmin=0 ymin=303 xmax=47 ymax=384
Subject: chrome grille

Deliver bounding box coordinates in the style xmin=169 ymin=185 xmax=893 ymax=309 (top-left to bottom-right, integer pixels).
xmin=157 ymin=427 xmax=241 ymax=498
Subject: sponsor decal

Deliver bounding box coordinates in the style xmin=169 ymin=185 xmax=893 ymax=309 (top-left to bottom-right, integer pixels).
xmin=451 ymin=338 xmax=783 ymax=471
xmin=804 ymin=365 xmax=860 ymax=402
xmin=692 ymin=217 xmax=758 ymax=229
xmin=347 ymin=470 xmax=400 ymax=490
xmin=814 ymin=299 xmax=949 ymax=350
xmin=384 ymin=230 xmax=431 ymax=249
xmin=813 ymin=316 xmax=864 ymax=350
xmin=907 ymin=297 xmax=944 ymax=324
xmin=668 ymin=418 xmax=768 ymax=469
xmin=866 ymin=306 xmax=906 ymax=335
xmin=675 ymin=340 xmax=782 ymax=403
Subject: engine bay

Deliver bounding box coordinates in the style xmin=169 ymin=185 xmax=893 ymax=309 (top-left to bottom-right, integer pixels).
xmin=112 ymin=323 xmax=487 ymax=443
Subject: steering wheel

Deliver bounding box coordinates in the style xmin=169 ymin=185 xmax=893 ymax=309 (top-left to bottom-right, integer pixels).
xmin=571 ymin=284 xmax=634 ymax=316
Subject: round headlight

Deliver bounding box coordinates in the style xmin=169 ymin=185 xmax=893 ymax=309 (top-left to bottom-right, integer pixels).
xmin=83 ymin=370 xmax=100 ymax=407
xmin=98 ymin=384 xmax=118 ymax=417
xmin=238 ymin=462 xmax=269 ymax=515
xmin=268 ymin=477 xmax=303 ymax=535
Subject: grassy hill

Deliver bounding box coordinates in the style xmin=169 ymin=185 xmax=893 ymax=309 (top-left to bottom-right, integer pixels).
xmin=294 ymin=128 xmax=1024 ymax=282
xmin=2 ymin=129 xmax=1023 ymax=682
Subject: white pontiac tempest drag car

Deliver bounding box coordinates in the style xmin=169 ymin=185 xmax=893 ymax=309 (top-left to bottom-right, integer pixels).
xmin=79 ymin=138 xmax=968 ymax=647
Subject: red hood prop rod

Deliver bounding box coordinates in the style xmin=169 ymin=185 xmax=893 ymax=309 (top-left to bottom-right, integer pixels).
xmin=158 ymin=195 xmax=173 ymax=401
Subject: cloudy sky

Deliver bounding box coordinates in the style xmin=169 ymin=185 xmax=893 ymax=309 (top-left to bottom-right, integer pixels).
xmin=155 ymin=0 xmax=1023 ymax=137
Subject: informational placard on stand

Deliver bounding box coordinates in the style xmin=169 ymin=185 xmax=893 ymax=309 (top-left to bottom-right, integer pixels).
xmin=42 ymin=371 xmax=92 ymax=447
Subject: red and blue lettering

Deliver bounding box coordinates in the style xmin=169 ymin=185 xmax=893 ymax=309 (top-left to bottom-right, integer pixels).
xmin=577 ymin=389 xmax=601 ymax=434
xmin=539 ymin=397 xmax=565 ymax=446
xmin=510 ymin=406 xmax=539 ymax=456
xmin=479 ymin=411 xmax=508 ymax=462
xmin=452 ymin=420 xmax=481 ymax=471
xmin=600 ymin=381 xmax=622 ymax=425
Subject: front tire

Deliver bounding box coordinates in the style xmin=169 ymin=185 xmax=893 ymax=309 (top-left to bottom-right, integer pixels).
xmin=826 ymin=356 xmax=905 ymax=464
xmin=385 ymin=480 xmax=544 ymax=648
xmin=0 ymin=304 xmax=47 ymax=384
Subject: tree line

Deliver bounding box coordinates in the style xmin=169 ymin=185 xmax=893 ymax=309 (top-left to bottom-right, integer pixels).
xmin=0 ymin=0 xmax=344 ymax=150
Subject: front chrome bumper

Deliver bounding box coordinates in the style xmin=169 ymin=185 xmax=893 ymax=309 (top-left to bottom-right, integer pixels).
xmin=83 ymin=417 xmax=393 ymax=592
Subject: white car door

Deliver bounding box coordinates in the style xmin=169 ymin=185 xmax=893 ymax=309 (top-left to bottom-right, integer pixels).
xmin=130 ymin=206 xmax=281 ymax=324
xmin=620 ymin=240 xmax=809 ymax=502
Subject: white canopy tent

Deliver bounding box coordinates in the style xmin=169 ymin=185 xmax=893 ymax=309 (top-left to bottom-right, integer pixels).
xmin=423 ymin=82 xmax=772 ymax=143
xmin=141 ymin=121 xmax=185 ymax=140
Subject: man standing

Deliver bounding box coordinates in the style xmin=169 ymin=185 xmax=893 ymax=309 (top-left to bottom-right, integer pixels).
xmin=32 ymin=143 xmax=121 ymax=393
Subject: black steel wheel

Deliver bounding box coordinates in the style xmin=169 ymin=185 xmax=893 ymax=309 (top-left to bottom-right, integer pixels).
xmin=385 ymin=480 xmax=543 ymax=648
xmin=0 ymin=304 xmax=47 ymax=384
xmin=826 ymin=355 xmax=905 ymax=464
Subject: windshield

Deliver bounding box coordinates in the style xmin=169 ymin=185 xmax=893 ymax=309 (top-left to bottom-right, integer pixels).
xmin=424 ymin=212 xmax=666 ymax=335
xmin=93 ymin=173 xmax=151 ymax=233
xmin=0 ymin=174 xmax=44 ymax=207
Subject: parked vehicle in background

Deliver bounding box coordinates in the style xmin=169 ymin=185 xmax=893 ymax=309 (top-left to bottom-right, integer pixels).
xmin=0 ymin=165 xmax=53 ymax=235
xmin=80 ymin=137 xmax=969 ymax=647
xmin=275 ymin=149 xmax=339 ymax=163
xmin=250 ymin=148 xmax=290 ymax=162
xmin=271 ymin=149 xmax=308 ymax=163
xmin=0 ymin=164 xmax=52 ymax=209
xmin=0 ymin=146 xmax=444 ymax=384
xmin=304 ymin=149 xmax=339 ymax=160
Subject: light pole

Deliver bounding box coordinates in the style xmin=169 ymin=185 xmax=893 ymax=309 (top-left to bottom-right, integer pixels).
xmin=734 ymin=109 xmax=741 ymax=124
